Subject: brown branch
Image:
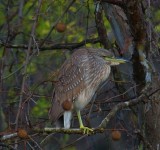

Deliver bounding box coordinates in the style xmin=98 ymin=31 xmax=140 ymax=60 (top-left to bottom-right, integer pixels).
xmin=101 ymin=0 xmax=124 ymax=7
xmin=15 ymin=0 xmax=43 ymax=131
xmin=95 ymin=2 xmax=111 ymax=49
xmin=1 ymin=38 xmax=100 ymax=51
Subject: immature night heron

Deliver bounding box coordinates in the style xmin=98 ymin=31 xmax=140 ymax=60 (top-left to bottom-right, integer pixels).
xmin=49 ymin=48 xmax=126 ymax=133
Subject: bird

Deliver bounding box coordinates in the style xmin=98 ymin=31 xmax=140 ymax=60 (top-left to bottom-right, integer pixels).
xmin=49 ymin=47 xmax=127 ymax=134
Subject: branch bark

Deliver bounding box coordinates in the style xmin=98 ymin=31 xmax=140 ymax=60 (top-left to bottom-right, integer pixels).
xmin=0 ymin=38 xmax=100 ymax=51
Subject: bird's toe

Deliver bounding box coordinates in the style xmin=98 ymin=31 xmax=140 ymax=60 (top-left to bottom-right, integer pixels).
xmin=80 ymin=126 xmax=93 ymax=134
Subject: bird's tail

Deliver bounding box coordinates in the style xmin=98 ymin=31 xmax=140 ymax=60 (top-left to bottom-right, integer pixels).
xmin=64 ymin=111 xmax=72 ymax=129
xmin=48 ymin=93 xmax=64 ymax=124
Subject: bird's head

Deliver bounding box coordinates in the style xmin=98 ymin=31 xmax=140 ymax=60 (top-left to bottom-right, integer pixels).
xmin=87 ymin=48 xmax=128 ymax=66
xmin=87 ymin=48 xmax=113 ymax=57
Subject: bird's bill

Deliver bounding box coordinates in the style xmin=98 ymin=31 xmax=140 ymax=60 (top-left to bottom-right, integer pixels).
xmin=104 ymin=57 xmax=128 ymax=65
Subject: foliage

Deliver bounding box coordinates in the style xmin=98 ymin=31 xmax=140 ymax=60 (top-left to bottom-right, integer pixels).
xmin=0 ymin=0 xmax=160 ymax=149
xmin=31 ymin=97 xmax=50 ymax=118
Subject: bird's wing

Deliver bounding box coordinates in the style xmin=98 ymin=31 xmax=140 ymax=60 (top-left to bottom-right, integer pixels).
xmin=49 ymin=49 xmax=107 ymax=123
xmin=48 ymin=90 xmax=64 ymax=124
xmin=48 ymin=51 xmax=88 ymax=123
xmin=55 ymin=51 xmax=105 ymax=103
xmin=55 ymin=57 xmax=86 ymax=104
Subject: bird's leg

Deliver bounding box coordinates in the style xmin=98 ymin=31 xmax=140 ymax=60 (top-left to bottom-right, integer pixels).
xmin=77 ymin=110 xmax=93 ymax=134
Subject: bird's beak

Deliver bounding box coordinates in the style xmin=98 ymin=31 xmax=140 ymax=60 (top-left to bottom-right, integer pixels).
xmin=104 ymin=57 xmax=128 ymax=65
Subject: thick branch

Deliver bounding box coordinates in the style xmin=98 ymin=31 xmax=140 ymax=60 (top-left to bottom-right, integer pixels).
xmin=95 ymin=2 xmax=111 ymax=49
xmin=101 ymin=0 xmax=123 ymax=7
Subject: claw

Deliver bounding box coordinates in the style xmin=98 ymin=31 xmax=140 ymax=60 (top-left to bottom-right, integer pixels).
xmin=80 ymin=126 xmax=93 ymax=134
xmin=77 ymin=110 xmax=93 ymax=134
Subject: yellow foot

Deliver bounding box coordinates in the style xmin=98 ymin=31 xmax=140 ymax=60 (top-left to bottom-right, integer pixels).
xmin=80 ymin=126 xmax=93 ymax=134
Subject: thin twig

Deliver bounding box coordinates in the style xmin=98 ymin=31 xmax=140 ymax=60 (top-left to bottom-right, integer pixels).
xmin=95 ymin=84 xmax=139 ymax=104
xmin=60 ymin=135 xmax=87 ymax=150
xmin=2 ymin=64 xmax=24 ymax=80
xmin=99 ymin=83 xmax=151 ymax=128
xmin=29 ymin=136 xmax=43 ymax=150
xmin=134 ymin=129 xmax=154 ymax=150
xmin=15 ymin=0 xmax=43 ymax=131
xmin=40 ymin=0 xmax=76 ymax=47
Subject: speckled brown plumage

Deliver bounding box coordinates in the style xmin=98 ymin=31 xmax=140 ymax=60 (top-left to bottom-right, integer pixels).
xmin=49 ymin=48 xmax=119 ymax=126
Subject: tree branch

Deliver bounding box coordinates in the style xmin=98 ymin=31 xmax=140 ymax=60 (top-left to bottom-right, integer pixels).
xmin=0 ymin=128 xmax=104 ymax=141
xmin=0 ymin=38 xmax=100 ymax=51
xmin=15 ymin=0 xmax=43 ymax=131
xmin=95 ymin=1 xmax=111 ymax=49
xmin=34 ymin=127 xmax=104 ymax=135
xmin=101 ymin=0 xmax=123 ymax=7
xmin=98 ymin=83 xmax=151 ymax=128
xmin=1 ymin=83 xmax=155 ymax=142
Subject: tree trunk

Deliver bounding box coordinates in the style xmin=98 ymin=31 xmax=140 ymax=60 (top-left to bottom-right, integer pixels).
xmin=101 ymin=1 xmax=160 ymax=149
